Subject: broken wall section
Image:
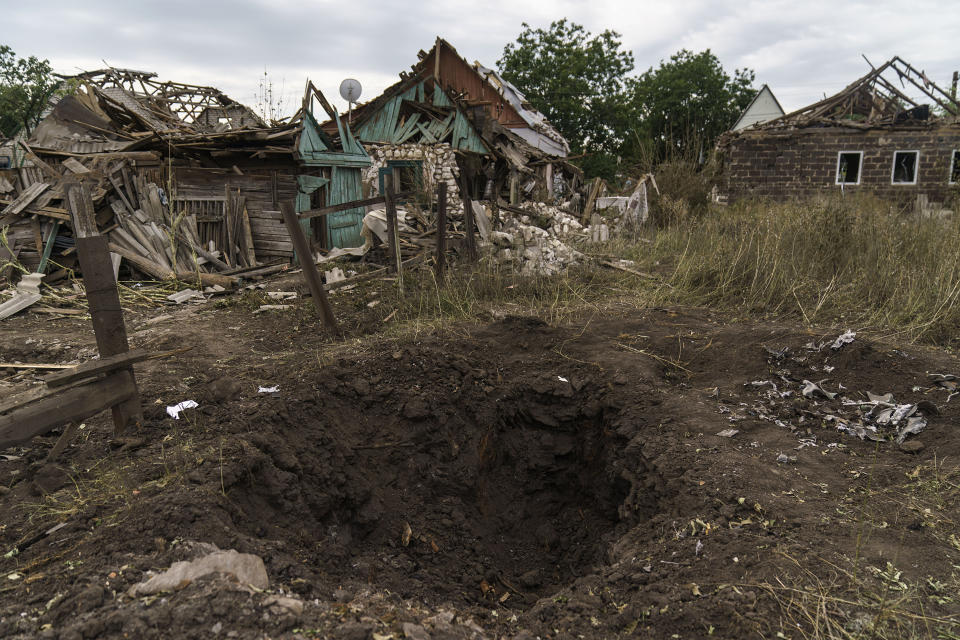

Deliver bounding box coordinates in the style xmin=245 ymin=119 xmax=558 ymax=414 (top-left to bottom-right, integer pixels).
xmin=362 ymin=143 xmax=461 ymax=211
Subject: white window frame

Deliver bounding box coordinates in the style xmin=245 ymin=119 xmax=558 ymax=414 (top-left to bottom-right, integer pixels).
xmin=950 ymin=149 xmax=960 ymax=185
xmin=891 ymin=150 xmax=919 ymax=185
xmin=835 ymin=151 xmax=863 ymax=185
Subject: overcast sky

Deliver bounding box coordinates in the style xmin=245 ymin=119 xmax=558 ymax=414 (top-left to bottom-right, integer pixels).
xmin=3 ymin=0 xmax=958 ymax=119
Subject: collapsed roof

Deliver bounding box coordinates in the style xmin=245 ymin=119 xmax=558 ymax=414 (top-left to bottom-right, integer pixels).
xmin=27 ymin=67 xmax=362 ymax=163
xmin=323 ymin=38 xmax=571 ymax=161
xmin=470 ymin=62 xmax=569 ymax=157
xmin=738 ymin=56 xmax=959 ymax=132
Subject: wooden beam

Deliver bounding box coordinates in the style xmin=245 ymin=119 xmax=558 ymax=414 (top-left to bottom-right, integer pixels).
xmin=280 ymin=201 xmax=339 ymax=331
xmin=461 ymin=172 xmax=477 ymax=262
xmin=66 ymin=181 xmax=143 ymax=435
xmin=42 ymin=348 xmax=181 ymax=388
xmin=65 ymin=181 xmax=99 ymax=238
xmin=37 ymin=220 xmax=61 ymax=273
xmin=0 ymin=373 xmax=136 ymax=450
xmin=581 ymin=177 xmax=603 ymax=225
xmin=0 ymin=363 xmax=74 ymax=370
xmin=299 ymin=191 xmax=412 ymax=220
xmin=0 ymin=182 xmax=50 ymax=217
xmin=435 ymin=182 xmax=447 ymax=279
xmin=15 ymin=141 xmax=60 ymax=180
xmin=384 ymin=173 xmax=403 ymax=280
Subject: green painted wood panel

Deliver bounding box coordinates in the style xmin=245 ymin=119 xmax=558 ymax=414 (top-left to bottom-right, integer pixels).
xmin=326 ymin=166 xmax=365 ymax=248
xmin=433 ymin=84 xmax=452 ymax=107
xmin=300 ymin=110 xmax=371 ymax=168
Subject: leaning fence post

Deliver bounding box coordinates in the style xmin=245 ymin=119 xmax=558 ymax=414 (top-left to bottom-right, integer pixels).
xmin=280 ymin=200 xmax=339 ymax=331
xmin=435 ymin=182 xmax=447 ymax=279
xmin=460 ymin=176 xmax=477 ymax=262
xmin=383 ymin=173 xmax=403 ymax=291
xmin=65 ymin=179 xmax=142 ymax=435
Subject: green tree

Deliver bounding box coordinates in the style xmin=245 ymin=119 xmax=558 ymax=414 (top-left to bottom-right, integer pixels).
xmin=629 ymin=49 xmax=754 ymax=163
xmin=0 ymin=45 xmax=59 ymax=139
xmin=498 ymin=20 xmax=635 ymax=179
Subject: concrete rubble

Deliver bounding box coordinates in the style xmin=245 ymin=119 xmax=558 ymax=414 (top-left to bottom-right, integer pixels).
xmin=477 ymin=202 xmax=588 ymax=276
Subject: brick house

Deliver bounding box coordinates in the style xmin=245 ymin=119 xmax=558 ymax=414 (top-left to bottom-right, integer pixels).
xmin=716 ymin=57 xmax=960 ymax=205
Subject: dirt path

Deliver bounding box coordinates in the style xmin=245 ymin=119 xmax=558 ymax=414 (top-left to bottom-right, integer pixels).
xmin=0 ymin=301 xmax=958 ymax=639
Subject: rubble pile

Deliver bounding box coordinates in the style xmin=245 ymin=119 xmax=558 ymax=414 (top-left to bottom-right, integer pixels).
xmin=719 ymin=332 xmax=943 ymax=449
xmin=486 ymin=202 xmax=588 ymax=276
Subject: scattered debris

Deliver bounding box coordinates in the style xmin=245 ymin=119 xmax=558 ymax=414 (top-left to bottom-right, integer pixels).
xmin=128 ymin=548 xmax=268 ymax=596
xmin=167 ymin=289 xmax=205 ymax=304
xmin=166 ymin=400 xmax=199 ymax=420
xmin=801 ymin=380 xmax=837 ymax=400
xmin=0 ymin=273 xmax=44 ymax=320
xmin=263 ymin=595 xmax=304 ymax=616
xmin=254 ymin=304 xmax=291 ymax=314
xmin=257 ymin=386 xmax=279 ymax=394
xmin=831 ymin=330 xmax=856 ymax=350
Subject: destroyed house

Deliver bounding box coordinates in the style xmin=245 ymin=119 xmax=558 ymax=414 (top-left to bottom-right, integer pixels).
xmin=322 ymin=38 xmax=579 ymax=209
xmin=0 ymin=67 xmax=370 ymax=285
xmin=716 ymin=57 xmax=960 ymax=205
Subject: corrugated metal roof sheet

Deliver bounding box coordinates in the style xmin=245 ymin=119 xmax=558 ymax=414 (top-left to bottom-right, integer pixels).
xmin=473 ymin=63 xmax=569 ymax=157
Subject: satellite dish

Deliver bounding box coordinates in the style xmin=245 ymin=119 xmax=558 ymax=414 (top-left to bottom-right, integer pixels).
xmin=339 ymin=78 xmax=362 ymax=103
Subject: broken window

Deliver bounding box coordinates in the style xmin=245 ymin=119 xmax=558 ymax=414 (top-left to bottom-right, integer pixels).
xmin=393 ymin=163 xmax=422 ymax=194
xmin=892 ymin=150 xmax=919 ymax=184
xmin=950 ymin=150 xmax=960 ymax=184
xmin=835 ymin=151 xmax=862 ymax=185
xmin=380 ymin=161 xmax=423 ymax=197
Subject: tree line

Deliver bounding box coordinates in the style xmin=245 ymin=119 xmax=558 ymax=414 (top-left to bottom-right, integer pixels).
xmin=498 ymin=19 xmax=756 ymax=180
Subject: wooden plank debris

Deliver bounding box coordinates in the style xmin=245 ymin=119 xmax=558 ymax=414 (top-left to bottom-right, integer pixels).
xmin=1 ymin=182 xmax=50 ymax=217
xmin=43 ymin=348 xmax=183 ymax=388
xmin=0 ymin=373 xmax=137 ymax=450
xmin=299 ymin=191 xmax=412 ymax=220
xmin=384 ymin=173 xmax=402 ymax=279
xmin=67 ymin=181 xmax=143 ymax=434
xmin=435 ymin=182 xmax=447 ymax=278
xmin=0 ymin=362 xmax=75 ymax=370
xmin=279 ymin=201 xmax=338 ymax=331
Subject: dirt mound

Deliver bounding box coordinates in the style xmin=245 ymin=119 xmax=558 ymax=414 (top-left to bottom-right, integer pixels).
xmin=1 ymin=308 xmax=959 ymax=639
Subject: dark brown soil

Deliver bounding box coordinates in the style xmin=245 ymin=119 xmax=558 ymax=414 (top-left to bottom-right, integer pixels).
xmin=1 ymin=296 xmax=959 ymax=639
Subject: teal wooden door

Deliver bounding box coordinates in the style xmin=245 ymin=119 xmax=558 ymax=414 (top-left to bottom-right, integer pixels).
xmin=326 ymin=166 xmax=365 ymax=248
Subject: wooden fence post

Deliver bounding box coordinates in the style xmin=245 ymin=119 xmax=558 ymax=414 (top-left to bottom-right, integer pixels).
xmin=279 ymin=200 xmax=339 ymax=331
xmin=460 ymin=176 xmax=477 ymax=262
xmin=384 ymin=173 xmax=399 ymax=272
xmin=435 ymin=182 xmax=447 ymax=279
xmin=65 ymin=180 xmax=142 ymax=435
xmin=383 ymin=173 xmax=403 ymax=291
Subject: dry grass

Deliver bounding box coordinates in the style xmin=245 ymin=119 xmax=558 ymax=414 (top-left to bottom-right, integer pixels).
xmin=328 ymin=192 xmax=960 ymax=352
xmin=609 ymin=194 xmax=960 ymax=346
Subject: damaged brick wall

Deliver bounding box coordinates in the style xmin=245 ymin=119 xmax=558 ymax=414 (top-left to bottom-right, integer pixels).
xmin=721 ymin=127 xmax=960 ymax=203
xmin=362 ymin=143 xmax=461 ymax=209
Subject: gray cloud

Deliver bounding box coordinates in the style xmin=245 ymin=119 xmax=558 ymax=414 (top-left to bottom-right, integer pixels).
xmin=2 ymin=0 xmax=957 ymax=116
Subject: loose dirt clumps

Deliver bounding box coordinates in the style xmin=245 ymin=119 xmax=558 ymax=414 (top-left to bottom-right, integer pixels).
xmin=1 ymin=307 xmax=960 ymax=639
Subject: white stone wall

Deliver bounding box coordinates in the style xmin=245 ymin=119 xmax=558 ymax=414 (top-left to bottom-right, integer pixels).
xmin=363 ymin=143 xmax=461 ymax=210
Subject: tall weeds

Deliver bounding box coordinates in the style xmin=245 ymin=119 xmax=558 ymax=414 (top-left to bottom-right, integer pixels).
xmin=634 ymin=195 xmax=960 ymax=344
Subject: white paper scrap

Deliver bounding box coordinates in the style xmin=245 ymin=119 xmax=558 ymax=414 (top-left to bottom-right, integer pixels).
xmin=258 ymin=386 xmax=279 ymax=393
xmin=166 ymin=400 xmax=198 ymax=419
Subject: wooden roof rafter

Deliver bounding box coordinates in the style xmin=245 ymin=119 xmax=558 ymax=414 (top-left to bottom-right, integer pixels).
xmin=753 ymin=56 xmax=957 ymax=132
xmin=60 ymin=67 xmax=265 ymax=127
